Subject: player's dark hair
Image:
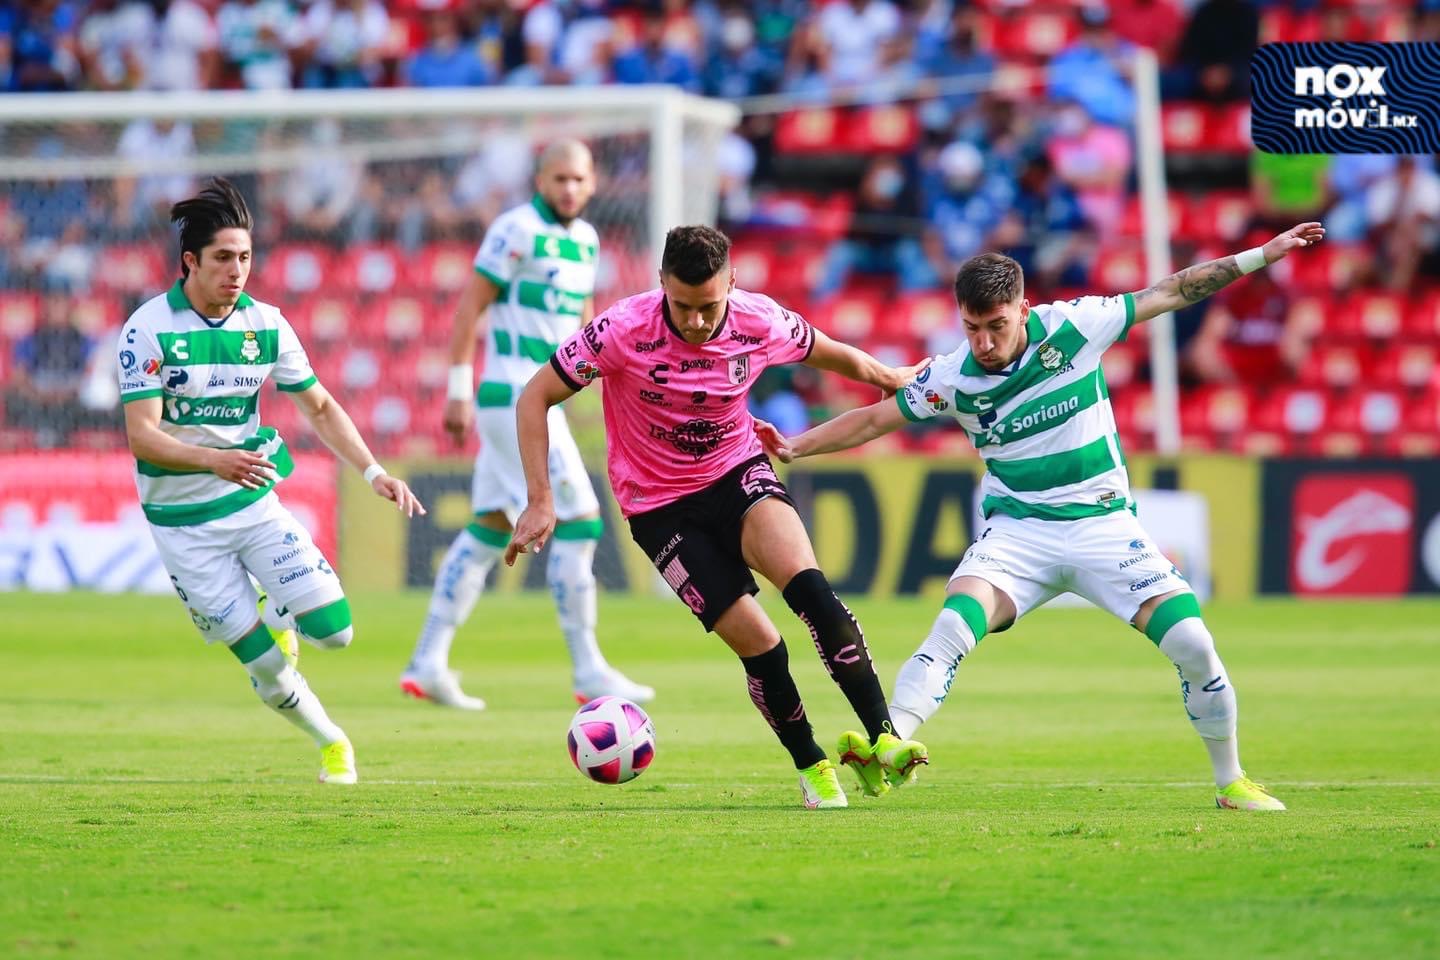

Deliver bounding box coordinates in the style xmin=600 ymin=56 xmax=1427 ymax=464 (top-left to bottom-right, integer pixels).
xmin=953 ymin=252 xmax=1024 ymax=314
xmin=170 ymin=177 xmax=254 ymax=278
xmin=661 ymin=225 xmax=731 ymax=286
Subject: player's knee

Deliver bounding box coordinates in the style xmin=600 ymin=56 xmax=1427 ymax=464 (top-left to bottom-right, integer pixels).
xmin=781 ymin=568 xmax=864 ymax=647
xmin=1158 ymin=616 xmax=1217 ymax=672
xmin=296 ymin=599 xmax=353 ymax=650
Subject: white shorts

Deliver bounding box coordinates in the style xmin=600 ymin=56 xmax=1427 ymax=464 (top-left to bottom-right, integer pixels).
xmin=953 ymin=510 xmax=1189 ymax=625
xmin=471 ymin=404 xmax=599 ymax=523
xmin=148 ymin=493 xmax=345 ymax=645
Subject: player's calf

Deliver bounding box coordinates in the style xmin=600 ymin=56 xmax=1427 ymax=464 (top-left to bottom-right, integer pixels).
xmin=782 ymin=568 xmax=890 ymax=743
xmin=890 ymin=594 xmax=986 ymax=739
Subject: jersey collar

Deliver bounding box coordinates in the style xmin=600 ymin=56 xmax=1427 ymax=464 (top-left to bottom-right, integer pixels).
xmin=531 ymin=193 xmax=560 ymax=225
xmin=168 ymin=279 xmax=253 ymax=327
xmin=960 ymin=309 xmax=1044 ymax=378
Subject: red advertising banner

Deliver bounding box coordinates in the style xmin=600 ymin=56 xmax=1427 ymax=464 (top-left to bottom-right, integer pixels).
xmin=0 ymin=451 xmax=337 ymax=592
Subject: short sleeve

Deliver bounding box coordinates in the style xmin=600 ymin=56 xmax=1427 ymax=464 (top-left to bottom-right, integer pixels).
xmin=472 ymin=215 xmax=526 ymax=292
xmin=894 ymin=355 xmax=960 ymax=423
xmin=272 ymin=314 xmax=317 ymax=392
xmin=764 ymin=301 xmax=815 ymax=365
xmin=117 ymin=323 xmax=164 ymax=403
xmin=1060 ymin=294 xmax=1136 ymax=348
xmin=550 ymin=311 xmax=619 ymax=391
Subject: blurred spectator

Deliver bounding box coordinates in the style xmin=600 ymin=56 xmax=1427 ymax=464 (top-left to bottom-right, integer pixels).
xmin=1045 ymin=101 xmax=1132 ymax=234
xmin=8 ymin=140 xmax=89 ymax=282
xmin=1250 ymin=152 xmax=1332 ymax=228
xmin=813 ymin=155 xmax=938 ymax=299
xmin=1364 ymin=156 xmax=1440 ymax=291
xmin=803 ymin=0 xmax=901 ymax=91
xmin=917 ymin=6 xmax=996 ymax=125
xmin=749 ymin=366 xmax=810 ymax=436
xmin=715 ymin=129 xmax=757 ymax=226
xmin=921 ymin=140 xmax=1013 ymax=277
xmin=1048 ymin=5 xmax=1137 ymax=129
xmin=279 ymin=119 xmax=375 ymax=243
xmin=1169 ymin=0 xmax=1259 ymax=102
xmin=1107 ymin=0 xmax=1184 ymax=63
xmin=516 ymin=0 xmax=612 ymax=86
xmin=1325 ymin=155 xmax=1398 ymax=243
xmin=299 ymin=0 xmax=390 ymax=89
xmin=4 ymin=293 xmax=101 ymax=446
xmin=470 ymin=0 xmax=527 ymax=82
xmin=1183 ymin=269 xmax=1307 ymax=384
xmin=114 ymin=118 xmax=196 ymax=231
xmin=991 ymin=153 xmax=1092 ymax=290
xmin=77 ymin=0 xmax=154 ymax=91
xmin=449 ymin=131 xmax=533 ymax=235
xmin=402 ymin=10 xmax=492 ymax=88
xmin=216 ymin=0 xmax=303 ymax=90
xmin=147 ymin=0 xmax=219 ymax=91
xmin=702 ymin=6 xmax=775 ymax=99
xmin=10 ymin=0 xmax=81 ymax=92
xmin=611 ymin=10 xmax=700 ymax=91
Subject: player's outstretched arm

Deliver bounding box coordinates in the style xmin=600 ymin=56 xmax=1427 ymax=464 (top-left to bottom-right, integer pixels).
xmin=443 ymin=272 xmax=504 ymax=446
xmin=756 ymin=396 xmax=908 ymax=464
xmin=803 ymin=327 xmax=930 ymax=394
xmin=505 ymin=363 xmax=578 ymax=566
xmin=124 ymin=397 xmax=277 ymax=488
xmin=1130 ymin=221 xmax=1325 ymax=326
xmin=289 ymin=382 xmax=426 ymax=516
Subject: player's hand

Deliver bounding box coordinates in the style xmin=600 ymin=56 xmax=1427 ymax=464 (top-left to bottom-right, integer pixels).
xmin=209 ymin=449 xmax=278 ymax=489
xmin=372 ymin=474 xmax=426 ymax=517
xmin=754 ymin=419 xmax=797 ymax=464
xmin=442 ymin=398 xmax=473 ymax=447
xmin=1262 ymin=222 xmax=1325 ymax=263
xmin=505 ymin=501 xmax=555 ymax=566
xmin=884 ymin=357 xmax=933 ymax=395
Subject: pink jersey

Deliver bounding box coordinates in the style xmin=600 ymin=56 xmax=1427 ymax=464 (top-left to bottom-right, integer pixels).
xmin=550 ymin=287 xmax=815 ymax=517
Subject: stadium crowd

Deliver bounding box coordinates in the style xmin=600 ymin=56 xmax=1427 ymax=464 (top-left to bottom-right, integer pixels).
xmin=2 ymin=0 xmax=1439 ymax=457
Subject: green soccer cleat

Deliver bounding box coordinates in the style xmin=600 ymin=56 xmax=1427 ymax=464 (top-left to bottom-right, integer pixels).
xmin=836 ymin=731 xmax=891 ymax=798
xmin=258 ymin=594 xmax=299 ymax=669
xmin=798 ymin=758 xmax=848 ymax=809
xmin=319 ymin=738 xmax=357 ymax=785
xmin=873 ymin=732 xmax=929 ymax=787
xmin=1216 ymin=775 xmax=1286 ymax=811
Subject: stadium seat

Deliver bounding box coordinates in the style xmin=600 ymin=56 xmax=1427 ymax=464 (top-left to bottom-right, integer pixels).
xmin=95 ymin=245 xmax=166 ymax=294
xmin=1182 ymin=190 xmax=1254 ymax=244
xmin=983 ymin=9 xmax=1079 ymax=59
xmin=379 ymin=296 xmax=429 ymax=343
xmin=1119 ymin=192 xmax=1185 ymax=239
xmin=774 ymin=108 xmax=841 ymax=155
xmin=893 ymin=292 xmax=956 ymax=340
xmin=0 ymin=293 xmax=40 ymax=340
xmin=1181 ymin=384 xmax=1253 ymax=439
xmin=1253 ymin=386 xmax=1330 ymax=441
xmin=1374 ymin=343 xmax=1439 ymax=390
xmin=1286 ymin=295 xmax=1332 ymax=340
xmin=1404 ymin=291 xmax=1440 ymax=341
xmin=1161 ymin=102 xmax=1208 ymax=153
xmin=1298 ymin=342 xmax=1369 ymax=388
xmin=268 ymin=245 xmax=335 ymax=297
xmin=731 ymin=242 xmax=778 ymax=291
xmin=845 ymin=105 xmax=919 ymax=154
xmin=1207 ymin=103 xmax=1252 ymax=154
xmin=1092 ymin=243 xmax=1146 ymax=292
xmin=1332 ymin=389 xmax=1405 ymax=440
xmin=1334 ymin=290 xmax=1405 ymax=343
xmin=304 ymin=295 xmax=353 ymax=343
xmin=71 ymin=295 xmax=122 ymax=334
xmin=409 ymin=243 xmax=478 ymax=295
xmin=1100 ymin=339 xmax=1141 ymax=389
xmin=1284 ymin=243 xmax=1368 ymax=290
xmin=337 ymin=244 xmax=408 ymax=295
xmin=1404 ymin=390 xmax=1440 ymax=435
xmin=815 ymin=293 xmax=881 ymax=341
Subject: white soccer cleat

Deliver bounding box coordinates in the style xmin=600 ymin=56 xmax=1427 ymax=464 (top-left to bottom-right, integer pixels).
xmin=399 ymin=669 xmax=487 ymax=711
xmin=574 ymin=668 xmax=655 ymax=705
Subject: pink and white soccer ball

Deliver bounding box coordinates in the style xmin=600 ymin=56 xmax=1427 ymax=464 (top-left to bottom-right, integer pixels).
xmin=567 ymin=696 xmax=656 ymax=784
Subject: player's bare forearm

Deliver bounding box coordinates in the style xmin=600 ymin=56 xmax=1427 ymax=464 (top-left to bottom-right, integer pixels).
xmin=291 ymin=384 xmax=381 ymax=474
xmin=790 ymin=400 xmax=904 ymax=459
xmin=124 ymin=417 xmax=218 ymax=472
xmin=801 ymin=328 xmax=895 ymax=388
xmin=448 ymin=272 xmax=502 ymax=365
xmin=1130 ymin=222 xmax=1325 ymax=325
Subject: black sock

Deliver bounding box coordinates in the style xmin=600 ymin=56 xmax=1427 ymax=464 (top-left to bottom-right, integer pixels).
xmin=782 ymin=568 xmax=892 ymax=743
xmin=739 ymin=640 xmax=826 ymax=770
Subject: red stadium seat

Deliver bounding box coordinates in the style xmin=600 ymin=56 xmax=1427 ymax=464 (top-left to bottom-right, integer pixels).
xmin=893 ymin=292 xmax=956 ymax=340
xmin=774 ymin=108 xmax=842 ymax=154
xmin=1333 ymin=290 xmax=1405 ymax=342
xmin=1182 ymin=384 xmax=1253 ymax=438
xmin=1374 ymin=343 xmax=1439 ymax=390
xmin=1207 ymin=103 xmax=1252 ymax=154
xmin=379 ymin=295 xmax=429 ymax=342
xmin=1284 ymin=242 xmax=1368 ymax=290
xmin=985 ymin=10 xmax=1079 ymax=59
xmin=1119 ymin=192 xmax=1185 ymax=239
xmin=1182 ymin=190 xmax=1253 ymax=244
xmin=0 ymin=293 xmax=40 ymax=340
xmin=816 ymin=294 xmax=881 ymax=341
xmin=845 ymin=105 xmax=919 ymax=154
xmin=1332 ymin=389 xmax=1405 ymax=438
xmin=268 ymin=245 xmax=335 ymax=297
xmin=1404 ymin=291 xmax=1440 ymax=341
xmin=305 ymin=295 xmax=353 ymax=343
xmin=1286 ymin=295 xmax=1332 ymax=340
xmin=1092 ymin=243 xmax=1146 ymax=292
xmin=731 ymin=242 xmax=778 ymax=291
xmin=1101 ymin=340 xmax=1141 ymax=389
xmin=1298 ymin=342 xmax=1369 ymax=388
xmin=409 ymin=243 xmax=477 ymax=295
xmin=95 ymin=245 xmax=166 ymax=294
xmin=337 ymin=244 xmax=407 ymax=295
xmin=1253 ymin=386 xmax=1330 ymax=439
xmin=1404 ymin=390 xmax=1440 ymax=434
xmin=71 ymin=294 xmax=122 ymax=334
xmin=1161 ymin=102 xmax=1208 ymax=152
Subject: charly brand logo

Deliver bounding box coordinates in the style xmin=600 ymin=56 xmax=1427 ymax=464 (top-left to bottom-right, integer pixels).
xmin=1251 ymin=42 xmax=1438 ymax=154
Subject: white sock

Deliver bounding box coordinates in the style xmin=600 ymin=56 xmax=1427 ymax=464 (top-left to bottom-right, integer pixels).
xmin=244 ymin=645 xmax=346 ymax=747
xmin=1158 ymin=617 xmax=1243 ymax=787
xmin=546 ymin=538 xmax=610 ymax=681
xmin=890 ymin=607 xmax=978 ymax=740
xmin=408 ymin=527 xmax=502 ymax=675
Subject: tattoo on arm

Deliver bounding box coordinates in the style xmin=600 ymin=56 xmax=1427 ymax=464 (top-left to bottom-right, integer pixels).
xmin=1134 ymin=256 xmax=1243 ymax=315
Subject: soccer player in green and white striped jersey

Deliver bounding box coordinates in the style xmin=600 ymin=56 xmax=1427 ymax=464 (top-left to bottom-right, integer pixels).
xmin=400 ymin=140 xmax=653 ymax=709
xmin=119 ymin=178 xmax=425 ymax=785
xmin=758 ymin=221 xmax=1325 ymax=811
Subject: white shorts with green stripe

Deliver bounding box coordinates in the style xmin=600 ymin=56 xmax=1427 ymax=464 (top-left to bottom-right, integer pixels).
xmin=471 ymin=400 xmax=599 ymax=524
xmin=148 ymin=494 xmax=345 ymax=645
xmin=954 ymin=511 xmax=1189 ymax=625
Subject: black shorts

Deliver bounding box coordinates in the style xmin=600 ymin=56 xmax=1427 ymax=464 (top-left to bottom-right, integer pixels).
xmin=627 ymin=454 xmax=795 ymax=632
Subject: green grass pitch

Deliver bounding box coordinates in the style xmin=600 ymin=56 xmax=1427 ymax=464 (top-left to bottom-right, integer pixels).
xmin=2 ymin=590 xmax=1437 ymax=959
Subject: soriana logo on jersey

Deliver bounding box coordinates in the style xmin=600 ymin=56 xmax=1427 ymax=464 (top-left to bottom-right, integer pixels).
xmin=1290 ymin=474 xmax=1414 ymax=595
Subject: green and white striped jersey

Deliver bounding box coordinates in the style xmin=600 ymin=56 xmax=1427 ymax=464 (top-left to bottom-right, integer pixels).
xmin=471 ymin=194 xmax=598 ymax=407
xmin=896 ymin=294 xmax=1138 ymax=522
xmin=117 ymin=281 xmax=316 ymax=527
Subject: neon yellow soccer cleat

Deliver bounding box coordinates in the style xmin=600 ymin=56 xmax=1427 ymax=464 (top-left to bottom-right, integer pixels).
xmin=1216 ymin=775 xmax=1286 ymax=811
xmin=873 ymin=732 xmax=929 ymax=787
xmin=798 ymin=758 xmax=848 ymax=809
xmin=319 ymin=738 xmax=357 ymax=785
xmin=836 ymin=731 xmax=891 ymax=798
xmin=258 ymin=594 xmax=299 ymax=669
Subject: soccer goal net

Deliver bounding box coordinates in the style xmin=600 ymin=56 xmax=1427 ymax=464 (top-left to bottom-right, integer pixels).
xmin=0 ymin=87 xmax=739 ymax=594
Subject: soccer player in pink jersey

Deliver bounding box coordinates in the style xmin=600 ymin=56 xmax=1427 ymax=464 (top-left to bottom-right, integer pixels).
xmin=503 ymin=225 xmax=930 ymax=809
